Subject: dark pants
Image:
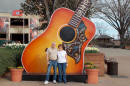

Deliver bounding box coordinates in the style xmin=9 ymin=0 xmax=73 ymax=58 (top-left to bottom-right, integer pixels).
xmin=58 ymin=63 xmax=67 ymax=83
xmin=45 ymin=60 xmax=57 ymax=81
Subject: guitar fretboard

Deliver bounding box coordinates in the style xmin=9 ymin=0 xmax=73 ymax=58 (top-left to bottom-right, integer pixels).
xmin=69 ymin=0 xmax=91 ymax=28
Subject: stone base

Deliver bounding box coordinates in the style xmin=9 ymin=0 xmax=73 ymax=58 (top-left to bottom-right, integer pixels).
xmin=22 ymin=72 xmax=87 ymax=83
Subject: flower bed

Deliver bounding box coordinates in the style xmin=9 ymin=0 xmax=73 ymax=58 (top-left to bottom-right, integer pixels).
xmin=85 ymin=47 xmax=99 ymax=53
xmin=125 ymin=46 xmax=130 ymax=50
xmin=84 ymin=62 xmax=99 ymax=84
xmin=4 ymin=43 xmax=27 ymax=49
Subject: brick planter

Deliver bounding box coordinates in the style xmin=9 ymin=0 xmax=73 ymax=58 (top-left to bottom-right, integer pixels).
xmin=84 ymin=53 xmax=105 ymax=76
xmin=125 ymin=46 xmax=130 ymax=50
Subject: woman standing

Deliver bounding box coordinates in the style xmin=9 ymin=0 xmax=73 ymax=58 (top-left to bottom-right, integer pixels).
xmin=57 ymin=44 xmax=68 ymax=84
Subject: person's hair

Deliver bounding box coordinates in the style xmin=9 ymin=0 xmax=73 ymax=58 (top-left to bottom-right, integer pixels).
xmin=45 ymin=48 xmax=48 ymax=52
xmin=52 ymin=42 xmax=56 ymax=45
xmin=58 ymin=44 xmax=63 ymax=48
xmin=58 ymin=44 xmax=65 ymax=50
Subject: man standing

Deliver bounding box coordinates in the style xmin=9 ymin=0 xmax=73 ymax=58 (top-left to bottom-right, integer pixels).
xmin=44 ymin=42 xmax=58 ymax=84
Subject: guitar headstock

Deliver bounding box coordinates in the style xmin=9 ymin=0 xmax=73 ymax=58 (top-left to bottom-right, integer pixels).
xmin=69 ymin=0 xmax=92 ymax=28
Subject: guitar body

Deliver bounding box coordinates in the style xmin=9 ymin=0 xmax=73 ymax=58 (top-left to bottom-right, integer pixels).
xmin=22 ymin=8 xmax=95 ymax=75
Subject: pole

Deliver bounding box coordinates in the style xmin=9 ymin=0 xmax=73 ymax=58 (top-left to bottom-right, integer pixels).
xmin=29 ymin=16 xmax=30 ymax=42
xmin=23 ymin=14 xmax=24 ymax=44
xmin=8 ymin=18 xmax=10 ymax=41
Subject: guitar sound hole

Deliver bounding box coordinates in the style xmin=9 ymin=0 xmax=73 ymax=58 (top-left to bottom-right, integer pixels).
xmin=59 ymin=26 xmax=76 ymax=42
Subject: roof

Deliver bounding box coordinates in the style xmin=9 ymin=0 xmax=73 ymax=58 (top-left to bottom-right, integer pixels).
xmin=0 ymin=12 xmax=40 ymax=18
xmin=97 ymin=35 xmax=113 ymax=39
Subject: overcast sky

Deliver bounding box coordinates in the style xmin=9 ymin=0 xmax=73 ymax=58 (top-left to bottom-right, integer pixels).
xmin=0 ymin=0 xmax=25 ymax=13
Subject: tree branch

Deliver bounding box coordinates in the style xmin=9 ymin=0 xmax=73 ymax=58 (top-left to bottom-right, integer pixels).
xmin=43 ymin=0 xmax=51 ymax=22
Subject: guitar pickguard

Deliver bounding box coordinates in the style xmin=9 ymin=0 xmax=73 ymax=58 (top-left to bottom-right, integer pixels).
xmin=63 ymin=21 xmax=87 ymax=63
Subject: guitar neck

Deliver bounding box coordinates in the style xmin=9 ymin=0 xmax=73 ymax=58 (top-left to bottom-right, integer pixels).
xmin=69 ymin=0 xmax=91 ymax=28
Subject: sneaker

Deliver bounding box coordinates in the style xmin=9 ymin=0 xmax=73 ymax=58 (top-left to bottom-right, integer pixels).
xmin=53 ymin=80 xmax=57 ymax=84
xmin=64 ymin=82 xmax=67 ymax=84
xmin=64 ymin=81 xmax=67 ymax=84
xmin=44 ymin=80 xmax=49 ymax=84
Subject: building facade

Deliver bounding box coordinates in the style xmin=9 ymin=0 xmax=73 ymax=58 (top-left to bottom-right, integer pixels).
xmin=0 ymin=13 xmax=40 ymax=43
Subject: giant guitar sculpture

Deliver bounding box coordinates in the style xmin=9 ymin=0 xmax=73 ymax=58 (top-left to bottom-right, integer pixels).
xmin=22 ymin=0 xmax=96 ymax=74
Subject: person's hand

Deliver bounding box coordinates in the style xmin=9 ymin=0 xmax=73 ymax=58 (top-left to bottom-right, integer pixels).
xmin=48 ymin=61 xmax=50 ymax=65
xmin=66 ymin=63 xmax=68 ymax=66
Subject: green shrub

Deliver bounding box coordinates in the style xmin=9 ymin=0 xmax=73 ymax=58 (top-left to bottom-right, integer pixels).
xmin=0 ymin=48 xmax=15 ymax=76
xmin=85 ymin=50 xmax=99 ymax=53
xmin=11 ymin=47 xmax=24 ymax=67
xmin=0 ymin=40 xmax=6 ymax=47
xmin=0 ymin=47 xmax=24 ymax=76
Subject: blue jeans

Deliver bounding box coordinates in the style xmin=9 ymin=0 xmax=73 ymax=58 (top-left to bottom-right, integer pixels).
xmin=45 ymin=60 xmax=57 ymax=81
xmin=58 ymin=63 xmax=67 ymax=83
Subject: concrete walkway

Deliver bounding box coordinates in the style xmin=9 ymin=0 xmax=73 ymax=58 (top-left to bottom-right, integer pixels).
xmin=100 ymin=47 xmax=130 ymax=79
xmin=0 ymin=48 xmax=130 ymax=86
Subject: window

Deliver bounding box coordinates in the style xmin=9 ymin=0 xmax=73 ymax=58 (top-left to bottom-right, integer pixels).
xmin=10 ymin=18 xmax=28 ymax=26
xmin=0 ymin=34 xmax=6 ymax=38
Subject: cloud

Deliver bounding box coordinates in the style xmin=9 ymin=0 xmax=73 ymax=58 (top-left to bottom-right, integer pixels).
xmin=0 ymin=0 xmax=25 ymax=13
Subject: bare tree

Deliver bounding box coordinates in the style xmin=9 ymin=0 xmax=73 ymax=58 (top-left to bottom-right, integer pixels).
xmin=94 ymin=0 xmax=130 ymax=48
xmin=125 ymin=27 xmax=130 ymax=45
xmin=94 ymin=21 xmax=108 ymax=36
xmin=21 ymin=0 xmax=97 ymax=29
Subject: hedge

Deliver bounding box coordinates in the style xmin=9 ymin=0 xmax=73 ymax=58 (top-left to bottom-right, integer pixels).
xmin=0 ymin=47 xmax=23 ymax=76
